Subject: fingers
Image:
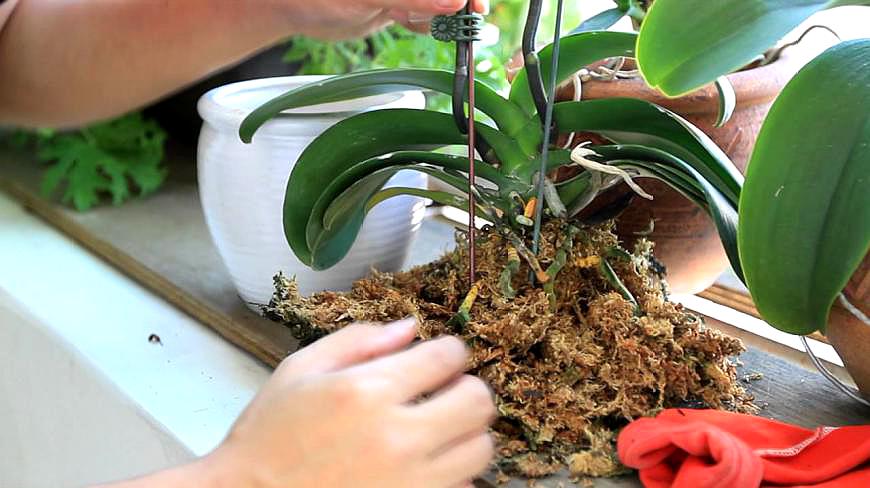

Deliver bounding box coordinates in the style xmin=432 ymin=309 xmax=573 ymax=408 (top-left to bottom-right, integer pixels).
xmin=400 ymin=20 xmax=434 ymax=34
xmin=276 ymin=318 xmax=417 ymax=378
xmin=346 ymin=335 xmax=469 ymax=402
xmin=412 ymin=375 xmax=496 ymax=450
xmin=389 ymin=10 xmax=432 ymax=34
xmin=391 ymin=0 xmax=489 ymax=34
xmin=428 ymin=431 xmax=495 ymax=487
xmin=379 ymin=0 xmax=489 ymax=18
xmin=369 ymin=0 xmax=465 ymax=15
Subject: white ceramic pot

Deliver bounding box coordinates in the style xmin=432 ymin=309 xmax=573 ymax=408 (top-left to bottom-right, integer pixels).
xmin=197 ymin=76 xmax=427 ymax=308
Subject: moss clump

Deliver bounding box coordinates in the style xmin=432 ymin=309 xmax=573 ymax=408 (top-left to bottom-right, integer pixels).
xmin=264 ymin=221 xmax=754 ymax=480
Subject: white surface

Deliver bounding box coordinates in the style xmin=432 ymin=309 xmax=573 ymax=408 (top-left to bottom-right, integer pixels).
xmin=197 ymin=76 xmax=428 ymax=306
xmin=0 ymin=192 xmax=270 ymax=487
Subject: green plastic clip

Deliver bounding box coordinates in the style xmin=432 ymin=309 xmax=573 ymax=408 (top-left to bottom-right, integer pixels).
xmin=430 ymin=14 xmax=482 ymax=43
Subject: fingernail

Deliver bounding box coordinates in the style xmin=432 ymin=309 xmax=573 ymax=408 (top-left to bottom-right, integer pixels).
xmin=436 ymin=0 xmax=462 ymax=10
xmin=386 ymin=316 xmax=418 ymax=334
xmin=408 ymin=11 xmax=433 ymax=23
xmin=480 ymin=0 xmax=491 ymax=15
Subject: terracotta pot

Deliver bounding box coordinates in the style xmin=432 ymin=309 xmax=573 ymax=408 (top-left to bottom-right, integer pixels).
xmin=558 ymin=58 xmax=796 ymax=293
xmin=829 ymin=255 xmax=870 ymax=396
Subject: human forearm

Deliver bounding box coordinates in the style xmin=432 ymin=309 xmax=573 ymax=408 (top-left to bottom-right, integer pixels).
xmin=91 ymin=456 xmax=233 ymax=488
xmin=0 ymin=0 xmax=294 ymax=128
xmin=0 ymin=0 xmax=478 ymax=129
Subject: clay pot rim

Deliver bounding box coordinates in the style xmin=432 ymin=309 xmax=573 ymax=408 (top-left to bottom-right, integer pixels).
xmin=580 ymin=53 xmax=798 ymax=114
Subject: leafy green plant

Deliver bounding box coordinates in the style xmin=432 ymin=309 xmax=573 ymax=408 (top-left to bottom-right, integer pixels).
xmin=240 ymin=30 xmax=743 ymax=289
xmin=243 ymin=1 xmax=868 ymax=342
xmin=15 ymin=113 xmax=168 ymax=211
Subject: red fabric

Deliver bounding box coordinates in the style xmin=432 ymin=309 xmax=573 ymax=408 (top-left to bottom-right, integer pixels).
xmin=617 ymin=409 xmax=870 ymax=488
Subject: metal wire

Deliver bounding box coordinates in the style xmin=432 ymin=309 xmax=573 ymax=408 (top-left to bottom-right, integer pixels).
xmin=464 ymin=2 xmax=477 ymax=284
xmin=530 ymin=0 xmax=564 ymax=259
xmin=801 ymin=336 xmax=870 ymax=408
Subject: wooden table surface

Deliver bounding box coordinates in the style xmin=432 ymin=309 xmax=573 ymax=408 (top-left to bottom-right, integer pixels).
xmin=2 ymin=147 xmax=868 ymax=487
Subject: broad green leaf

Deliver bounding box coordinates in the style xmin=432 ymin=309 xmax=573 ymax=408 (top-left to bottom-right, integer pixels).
xmin=283 ymin=108 xmax=525 ymax=267
xmin=307 ymin=154 xmax=524 ymax=269
xmin=367 ymin=187 xmax=468 ymax=212
xmin=282 ymin=109 xmax=462 ymax=264
xmin=593 ymin=144 xmax=742 ymax=277
xmin=239 ymin=69 xmax=528 ymax=142
xmin=738 ymin=40 xmax=870 ymax=335
xmin=510 ymin=31 xmax=637 ymax=116
xmin=617 ymin=159 xmax=741 ymax=279
xmin=323 ymin=165 xmax=469 ymax=229
xmin=552 ymin=98 xmax=743 ymax=205
xmin=311 ymin=165 xmax=474 ymax=269
xmin=593 ymin=145 xmax=707 ymax=204
xmin=636 ymin=0 xmax=870 ymax=96
xmin=570 ymin=8 xmax=627 ymax=34
xmin=555 ymin=172 xmax=592 ymax=209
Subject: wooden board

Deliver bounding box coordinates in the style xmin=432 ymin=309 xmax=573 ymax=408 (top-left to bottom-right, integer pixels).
xmin=2 ymin=147 xmax=868 ymax=487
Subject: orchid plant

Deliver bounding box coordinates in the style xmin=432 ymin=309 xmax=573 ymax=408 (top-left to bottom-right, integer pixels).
xmin=239 ymin=29 xmax=743 ymax=306
xmin=239 ymin=0 xmax=869 ymax=344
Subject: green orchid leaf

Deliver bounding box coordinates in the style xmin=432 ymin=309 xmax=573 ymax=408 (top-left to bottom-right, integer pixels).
xmin=714 ymin=76 xmax=736 ymax=128
xmin=570 ymin=8 xmax=627 ymax=34
xmin=587 ymin=143 xmax=741 ymax=276
xmin=239 ymin=69 xmax=529 ymax=142
xmin=366 ymin=187 xmax=468 ymax=212
xmin=555 ymin=172 xmax=592 ymax=209
xmin=614 ymin=159 xmax=741 ymax=279
xmin=281 ymin=109 xmax=472 ymax=264
xmin=311 ymin=166 xmax=474 ymax=269
xmin=306 ymin=144 xmax=538 ymax=269
xmin=285 ymin=108 xmax=525 ymax=268
xmin=510 ymin=31 xmax=637 ymax=116
xmin=636 ymin=0 xmax=870 ymax=96
xmin=553 ymin=98 xmax=743 ymax=205
xmin=738 ymin=40 xmax=870 ymax=335
xmin=546 ymin=141 xmax=739 ymax=274
xmin=593 ymin=145 xmax=707 ymax=205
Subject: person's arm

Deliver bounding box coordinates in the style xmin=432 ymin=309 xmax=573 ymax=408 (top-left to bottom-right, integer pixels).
xmin=94 ymin=319 xmax=496 ymax=488
xmin=0 ymin=0 xmax=482 ymax=128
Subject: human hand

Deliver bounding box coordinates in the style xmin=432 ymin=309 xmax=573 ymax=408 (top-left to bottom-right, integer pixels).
xmin=281 ymin=0 xmax=489 ymax=40
xmin=203 ymin=318 xmax=496 ymax=488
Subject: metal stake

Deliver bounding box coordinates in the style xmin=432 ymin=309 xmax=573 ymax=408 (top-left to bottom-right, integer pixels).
xmin=531 ymin=0 xmax=565 ymax=260
xmin=467 ymin=25 xmax=477 ymax=284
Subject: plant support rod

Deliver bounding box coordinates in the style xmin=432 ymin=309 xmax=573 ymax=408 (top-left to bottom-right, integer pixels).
xmin=467 ymin=20 xmax=477 ymax=283
xmin=431 ymin=5 xmax=482 ymax=284
xmin=531 ymin=0 xmax=565 ymax=259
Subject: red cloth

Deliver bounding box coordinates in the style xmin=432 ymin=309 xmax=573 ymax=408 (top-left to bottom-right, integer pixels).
xmin=617 ymin=409 xmax=870 ymax=488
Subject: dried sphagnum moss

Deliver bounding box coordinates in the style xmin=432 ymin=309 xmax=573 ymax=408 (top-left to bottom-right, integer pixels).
xmin=264 ymin=222 xmax=754 ymax=480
